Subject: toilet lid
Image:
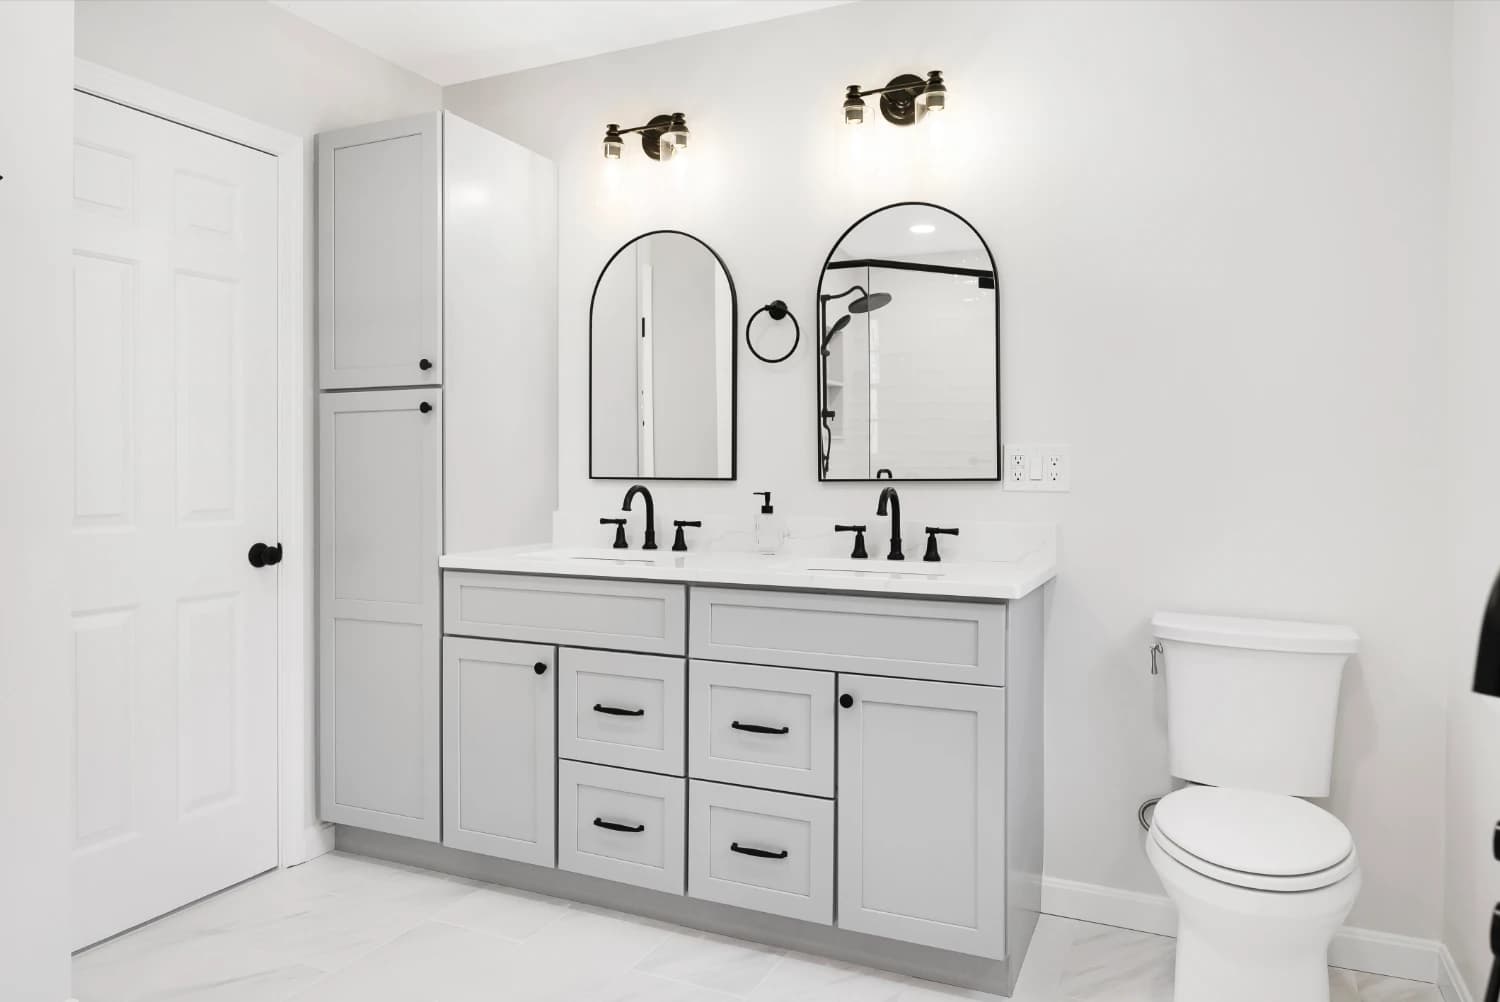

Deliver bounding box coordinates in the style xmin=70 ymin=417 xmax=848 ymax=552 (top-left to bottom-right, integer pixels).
xmin=1153 ymin=787 xmax=1354 ymax=887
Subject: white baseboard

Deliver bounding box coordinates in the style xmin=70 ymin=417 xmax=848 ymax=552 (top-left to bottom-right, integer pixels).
xmin=1041 ymin=876 xmax=1442 ymax=984
xmin=1439 ymin=944 xmax=1476 ymax=1002
xmin=299 ymin=822 xmax=336 ymax=865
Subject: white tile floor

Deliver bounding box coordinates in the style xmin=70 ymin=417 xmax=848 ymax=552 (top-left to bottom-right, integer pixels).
xmin=73 ymin=852 xmax=1444 ymax=1002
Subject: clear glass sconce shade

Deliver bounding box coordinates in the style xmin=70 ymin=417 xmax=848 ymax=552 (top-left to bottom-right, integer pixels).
xmin=602 ymin=124 xmax=623 ymax=159
xmin=663 ymin=113 xmax=689 ymax=152
xmin=917 ymin=71 xmax=947 ymax=113
xmin=843 ymin=85 xmax=865 ymax=124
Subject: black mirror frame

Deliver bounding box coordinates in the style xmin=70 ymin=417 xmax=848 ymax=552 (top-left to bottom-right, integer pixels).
xmin=814 ymin=200 xmax=1001 ymax=483
xmin=589 ymin=229 xmax=739 ymax=481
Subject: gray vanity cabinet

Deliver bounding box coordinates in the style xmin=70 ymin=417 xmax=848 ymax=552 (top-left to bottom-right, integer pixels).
xmin=318 ymin=389 xmax=442 ymax=840
xmin=428 ymin=570 xmax=1044 ymax=993
xmin=836 ymin=675 xmax=1007 ymax=958
xmin=442 ymin=637 xmax=555 ymax=866
xmin=317 ymin=113 xmax=441 ymax=390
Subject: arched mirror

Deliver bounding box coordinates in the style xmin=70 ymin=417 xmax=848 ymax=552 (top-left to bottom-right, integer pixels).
xmin=816 ymin=202 xmax=999 ymax=481
xmin=591 ymin=230 xmax=737 ymax=480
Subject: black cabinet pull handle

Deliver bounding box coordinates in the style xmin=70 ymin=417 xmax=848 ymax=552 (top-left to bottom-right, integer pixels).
xmin=731 ymin=721 xmax=789 ymax=735
xmin=533 ymin=662 xmax=548 ymax=675
xmin=247 ymin=542 xmax=283 ymax=568
xmin=593 ymin=817 xmax=644 ymax=833
xmin=593 ymin=703 xmax=645 ymax=717
xmin=419 ymin=357 xmax=433 ymax=371
xmin=419 ymin=401 xmax=433 ymax=414
xmin=839 ymin=693 xmax=854 ymax=709
xmin=730 ymin=842 xmax=788 ymax=860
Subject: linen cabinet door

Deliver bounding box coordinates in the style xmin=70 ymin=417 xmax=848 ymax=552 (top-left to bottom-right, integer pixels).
xmin=319 ymin=388 xmax=441 ymax=840
xmin=836 ymin=675 xmax=1007 ymax=958
xmin=443 ymin=638 xmax=556 ymax=866
xmin=318 ymin=113 xmax=441 ymax=389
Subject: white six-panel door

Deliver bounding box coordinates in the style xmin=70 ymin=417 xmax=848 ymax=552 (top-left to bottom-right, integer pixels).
xmin=70 ymin=92 xmax=280 ymax=949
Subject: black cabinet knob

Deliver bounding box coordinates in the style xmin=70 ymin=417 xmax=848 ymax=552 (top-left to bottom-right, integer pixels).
xmin=419 ymin=358 xmax=433 ymax=371
xmin=839 ymin=693 xmax=854 ymax=709
xmin=419 ymin=401 xmax=433 ymax=414
xmin=534 ymin=662 xmax=548 ymax=675
xmin=247 ymin=542 xmax=283 ymax=568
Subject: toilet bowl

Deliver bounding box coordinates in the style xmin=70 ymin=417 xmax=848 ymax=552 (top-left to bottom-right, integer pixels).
xmin=1146 ymin=786 xmax=1361 ymax=1002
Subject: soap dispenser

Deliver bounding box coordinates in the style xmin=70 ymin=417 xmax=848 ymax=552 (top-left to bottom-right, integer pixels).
xmin=753 ymin=491 xmax=785 ymax=555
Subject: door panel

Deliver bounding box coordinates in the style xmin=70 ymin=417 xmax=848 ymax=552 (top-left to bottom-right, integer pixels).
xmin=318 ymin=115 xmax=441 ymax=389
xmin=70 ymin=91 xmax=279 ymax=950
xmin=319 ymin=389 xmax=441 ymax=839
xmin=443 ymin=638 xmax=556 ymax=865
xmin=836 ymin=675 xmax=1006 ymax=958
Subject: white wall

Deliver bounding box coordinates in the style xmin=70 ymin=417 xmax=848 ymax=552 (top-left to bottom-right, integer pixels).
xmin=446 ymin=0 xmax=1454 ymax=938
xmin=0 ymin=3 xmax=74 ymax=999
xmin=74 ymin=0 xmax=442 ymax=854
xmin=1444 ymin=1 xmax=1500 ymax=994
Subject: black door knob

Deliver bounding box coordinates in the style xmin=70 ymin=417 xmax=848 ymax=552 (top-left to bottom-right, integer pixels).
xmin=419 ymin=358 xmax=433 ymax=371
xmin=534 ymin=662 xmax=548 ymax=675
xmin=839 ymin=693 xmax=854 ymax=709
xmin=248 ymin=542 xmax=283 ymax=568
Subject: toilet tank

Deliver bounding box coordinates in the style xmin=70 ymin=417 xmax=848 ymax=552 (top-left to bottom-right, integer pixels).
xmin=1152 ymin=612 xmax=1359 ymax=797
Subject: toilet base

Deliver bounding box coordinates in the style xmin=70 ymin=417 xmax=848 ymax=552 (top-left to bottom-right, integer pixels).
xmin=1175 ymin=923 xmax=1335 ymax=1002
xmin=1146 ymin=834 xmax=1360 ymax=1002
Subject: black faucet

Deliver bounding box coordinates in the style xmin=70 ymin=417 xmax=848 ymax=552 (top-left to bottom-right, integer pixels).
xmin=876 ymin=486 xmax=904 ymax=561
xmin=622 ymin=485 xmax=658 ymax=550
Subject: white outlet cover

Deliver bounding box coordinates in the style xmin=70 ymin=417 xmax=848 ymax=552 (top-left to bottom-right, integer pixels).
xmin=1005 ymin=444 xmax=1071 ymax=492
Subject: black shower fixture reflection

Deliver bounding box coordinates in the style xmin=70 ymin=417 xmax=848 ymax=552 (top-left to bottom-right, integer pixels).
xmin=818 ymin=285 xmax=894 ymax=475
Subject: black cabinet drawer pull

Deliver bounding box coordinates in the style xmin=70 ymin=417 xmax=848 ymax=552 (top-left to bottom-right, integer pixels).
xmin=730 ymin=842 xmax=788 ymax=860
xmin=593 ymin=817 xmax=645 ymax=833
xmin=593 ymin=703 xmax=645 ymax=717
xmin=731 ymin=721 xmax=789 ymax=735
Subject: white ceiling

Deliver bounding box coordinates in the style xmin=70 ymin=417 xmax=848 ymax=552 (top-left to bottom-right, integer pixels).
xmin=270 ymin=0 xmax=850 ymax=86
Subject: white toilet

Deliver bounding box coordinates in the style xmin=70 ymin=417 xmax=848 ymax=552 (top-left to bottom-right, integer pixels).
xmin=1147 ymin=612 xmax=1362 ymax=1002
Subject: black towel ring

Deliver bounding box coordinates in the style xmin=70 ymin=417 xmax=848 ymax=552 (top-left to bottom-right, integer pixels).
xmin=746 ymin=300 xmax=800 ymax=364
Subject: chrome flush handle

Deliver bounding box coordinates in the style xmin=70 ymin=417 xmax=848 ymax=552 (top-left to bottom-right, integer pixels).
xmin=1149 ymin=642 xmax=1164 ymax=676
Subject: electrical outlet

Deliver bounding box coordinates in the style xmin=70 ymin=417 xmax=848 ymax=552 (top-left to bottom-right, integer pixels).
xmin=1004 ymin=444 xmax=1071 ymax=492
xmin=1005 ymin=446 xmax=1029 ymax=486
xmin=1043 ymin=449 xmax=1070 ymax=490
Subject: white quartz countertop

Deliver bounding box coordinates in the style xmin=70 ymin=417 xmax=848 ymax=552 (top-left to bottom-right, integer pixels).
xmin=439 ymin=543 xmax=1056 ymax=602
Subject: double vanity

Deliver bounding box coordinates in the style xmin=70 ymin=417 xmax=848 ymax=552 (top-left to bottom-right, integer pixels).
xmin=415 ymin=504 xmax=1050 ymax=993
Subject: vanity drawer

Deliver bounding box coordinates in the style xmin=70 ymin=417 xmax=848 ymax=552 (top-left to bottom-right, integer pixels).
xmin=688 ymin=661 xmax=834 ymax=797
xmin=689 ymin=587 xmax=1006 ymax=686
xmin=558 ymin=761 xmax=685 ymax=894
xmin=444 ymin=572 xmax=685 ymax=655
xmin=687 ymin=781 xmax=833 ymax=925
xmin=559 ymin=648 xmax=685 ymax=775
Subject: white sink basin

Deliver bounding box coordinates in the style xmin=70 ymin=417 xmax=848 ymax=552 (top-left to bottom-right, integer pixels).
xmin=536 ymin=547 xmax=675 ymax=567
xmin=799 ymin=559 xmax=947 ymax=579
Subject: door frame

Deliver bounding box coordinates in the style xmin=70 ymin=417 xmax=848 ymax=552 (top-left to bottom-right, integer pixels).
xmin=73 ymin=60 xmax=324 ymax=870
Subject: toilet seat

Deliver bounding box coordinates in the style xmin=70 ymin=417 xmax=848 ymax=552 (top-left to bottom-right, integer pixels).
xmin=1151 ymin=787 xmax=1356 ymax=892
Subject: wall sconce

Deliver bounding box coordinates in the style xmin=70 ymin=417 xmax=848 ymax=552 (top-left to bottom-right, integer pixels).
xmin=843 ymin=71 xmax=947 ymax=127
xmin=602 ymin=113 xmax=690 ymax=161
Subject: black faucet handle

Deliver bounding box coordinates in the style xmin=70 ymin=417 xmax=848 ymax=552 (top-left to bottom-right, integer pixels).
xmin=600 ymin=517 xmax=629 ymax=549
xmin=835 ymin=524 xmax=869 ymax=559
xmin=922 ymin=526 xmax=959 ymax=563
xmin=672 ymin=520 xmax=702 ymax=552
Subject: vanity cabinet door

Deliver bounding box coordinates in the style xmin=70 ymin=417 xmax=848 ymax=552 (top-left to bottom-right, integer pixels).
xmin=319 ymin=388 xmax=442 ymax=840
xmin=443 ymin=637 xmax=556 ymax=866
xmin=836 ymin=675 xmax=1007 ymax=959
xmin=318 ymin=113 xmax=441 ymax=389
